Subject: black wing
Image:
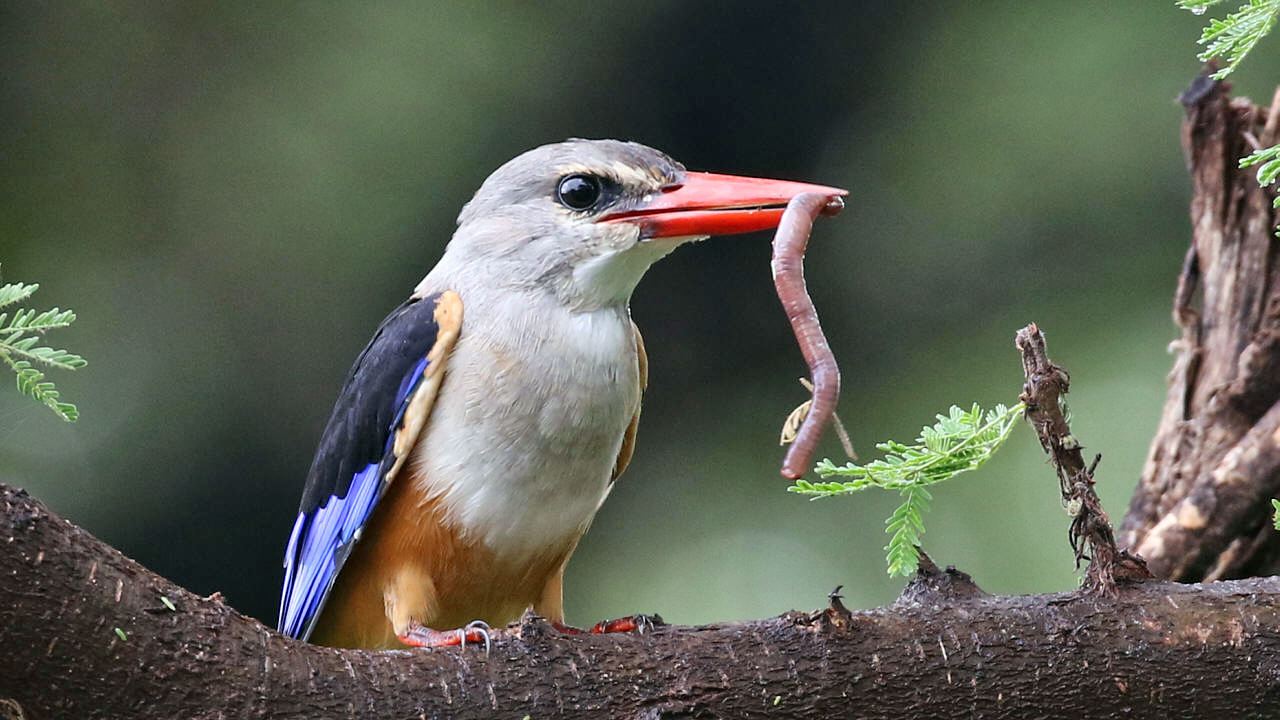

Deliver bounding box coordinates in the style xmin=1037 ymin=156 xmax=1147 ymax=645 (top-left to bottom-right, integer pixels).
xmin=278 ymin=291 xmax=461 ymax=640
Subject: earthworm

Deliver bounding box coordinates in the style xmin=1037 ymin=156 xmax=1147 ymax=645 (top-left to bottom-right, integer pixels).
xmin=771 ymin=193 xmax=844 ymax=479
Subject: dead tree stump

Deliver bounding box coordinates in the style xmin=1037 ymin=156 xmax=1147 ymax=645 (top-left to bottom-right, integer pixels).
xmin=1119 ymin=75 xmax=1280 ymax=580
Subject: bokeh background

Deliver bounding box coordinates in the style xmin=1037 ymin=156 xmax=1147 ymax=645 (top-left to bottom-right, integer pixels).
xmin=3 ymin=3 xmax=1275 ymax=628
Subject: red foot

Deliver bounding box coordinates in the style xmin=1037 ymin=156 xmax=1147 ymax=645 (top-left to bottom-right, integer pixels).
xmin=398 ymin=619 xmax=491 ymax=651
xmin=590 ymin=616 xmax=644 ymax=633
xmin=552 ymin=614 xmax=662 ymax=635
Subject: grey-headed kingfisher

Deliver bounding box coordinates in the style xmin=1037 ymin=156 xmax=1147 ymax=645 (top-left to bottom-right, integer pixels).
xmin=278 ymin=139 xmax=845 ymax=649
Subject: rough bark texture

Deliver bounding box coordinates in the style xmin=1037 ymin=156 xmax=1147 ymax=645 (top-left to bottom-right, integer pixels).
xmin=1119 ymin=75 xmax=1280 ymax=581
xmin=3 ymin=483 xmax=1280 ymax=720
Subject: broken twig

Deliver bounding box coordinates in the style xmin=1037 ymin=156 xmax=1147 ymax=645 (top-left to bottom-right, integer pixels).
xmin=1015 ymin=323 xmax=1150 ymax=595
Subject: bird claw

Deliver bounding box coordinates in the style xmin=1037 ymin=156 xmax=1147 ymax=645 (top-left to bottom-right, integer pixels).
xmin=398 ymin=619 xmax=493 ymax=653
xmin=557 ymin=613 xmax=664 ymax=635
xmin=460 ymin=619 xmax=492 ymax=654
xmin=631 ymin=613 xmax=662 ymax=634
xmin=595 ymin=613 xmax=663 ymax=634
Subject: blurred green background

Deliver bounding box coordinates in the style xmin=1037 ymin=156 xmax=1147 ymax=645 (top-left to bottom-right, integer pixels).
xmin=3 ymin=3 xmax=1274 ymax=628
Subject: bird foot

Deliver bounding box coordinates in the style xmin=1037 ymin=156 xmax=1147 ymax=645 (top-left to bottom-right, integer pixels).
xmin=398 ymin=619 xmax=492 ymax=652
xmin=552 ymin=613 xmax=663 ymax=635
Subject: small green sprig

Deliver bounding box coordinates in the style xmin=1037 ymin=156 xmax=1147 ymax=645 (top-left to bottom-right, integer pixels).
xmin=790 ymin=403 xmax=1024 ymax=576
xmin=0 ymin=269 xmax=86 ymax=421
xmin=883 ymin=486 xmax=931 ymax=577
xmin=1180 ymin=0 xmax=1280 ymax=79
xmin=1271 ymin=498 xmax=1280 ymax=530
xmin=1240 ymin=144 xmax=1280 ymax=209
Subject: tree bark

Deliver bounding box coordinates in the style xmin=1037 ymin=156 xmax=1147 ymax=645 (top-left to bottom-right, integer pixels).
xmin=1118 ymin=75 xmax=1280 ymax=581
xmin=2 ymin=484 xmax=1280 ymax=720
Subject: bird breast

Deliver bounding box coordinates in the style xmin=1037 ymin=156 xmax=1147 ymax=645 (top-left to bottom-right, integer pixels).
xmin=409 ymin=289 xmax=640 ymax=566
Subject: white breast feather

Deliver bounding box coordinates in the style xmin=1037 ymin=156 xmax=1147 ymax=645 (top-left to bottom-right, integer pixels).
xmin=411 ymin=292 xmax=639 ymax=564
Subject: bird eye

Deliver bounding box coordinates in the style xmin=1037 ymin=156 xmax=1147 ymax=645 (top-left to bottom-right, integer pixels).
xmin=556 ymin=174 xmax=603 ymax=211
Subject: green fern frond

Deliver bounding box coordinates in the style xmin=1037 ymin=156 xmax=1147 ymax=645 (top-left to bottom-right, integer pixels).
xmin=792 ymin=403 xmax=1023 ymax=497
xmin=0 ymin=307 xmax=85 ymax=370
xmin=1240 ymin=144 xmax=1280 ymax=209
xmin=1 ymin=354 xmax=79 ymax=421
xmin=3 ymin=340 xmax=86 ymax=370
xmin=788 ymin=402 xmax=1024 ymax=577
xmin=1272 ymin=498 xmax=1280 ymax=530
xmin=885 ymin=486 xmax=931 ymax=577
xmin=0 ymin=267 xmax=85 ymax=421
xmin=1184 ymin=0 xmax=1280 ymax=79
xmin=0 ymin=307 xmax=79 ymax=336
xmin=0 ymin=282 xmax=39 ymax=309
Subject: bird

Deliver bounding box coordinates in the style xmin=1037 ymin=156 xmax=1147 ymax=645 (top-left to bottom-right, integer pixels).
xmin=277 ymin=138 xmax=846 ymax=649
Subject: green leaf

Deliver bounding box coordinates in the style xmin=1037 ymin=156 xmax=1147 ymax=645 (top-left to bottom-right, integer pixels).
xmin=1239 ymin=143 xmax=1280 ymax=228
xmin=1241 ymin=143 xmax=1280 ymax=167
xmin=790 ymin=402 xmax=1023 ymax=578
xmin=884 ymin=486 xmax=931 ymax=577
xmin=1258 ymin=158 xmax=1280 ymax=184
xmin=2 ymin=355 xmax=80 ymax=422
xmin=8 ymin=343 xmax=86 ymax=370
xmin=0 ymin=274 xmax=85 ymax=421
xmin=0 ymin=282 xmax=38 ymax=309
xmin=0 ymin=307 xmax=78 ymax=335
xmin=1272 ymin=498 xmax=1280 ymax=530
xmin=792 ymin=403 xmax=1023 ymax=498
xmin=1190 ymin=0 xmax=1280 ymax=79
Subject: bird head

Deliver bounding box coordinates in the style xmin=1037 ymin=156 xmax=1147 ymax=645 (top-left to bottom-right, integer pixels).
xmin=439 ymin=139 xmax=845 ymax=311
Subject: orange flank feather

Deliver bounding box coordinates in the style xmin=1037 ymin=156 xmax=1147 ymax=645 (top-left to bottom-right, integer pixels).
xmin=308 ymin=474 xmax=576 ymax=649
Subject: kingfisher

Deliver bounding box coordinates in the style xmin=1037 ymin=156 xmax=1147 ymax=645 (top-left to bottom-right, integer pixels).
xmin=277 ymin=139 xmax=846 ymax=649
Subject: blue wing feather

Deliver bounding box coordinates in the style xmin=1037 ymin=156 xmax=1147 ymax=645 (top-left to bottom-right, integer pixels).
xmin=278 ymin=294 xmax=445 ymax=640
xmin=279 ymin=462 xmax=382 ymax=637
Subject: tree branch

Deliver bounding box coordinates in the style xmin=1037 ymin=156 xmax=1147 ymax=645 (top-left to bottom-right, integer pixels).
xmin=3 ymin=483 xmax=1280 ymax=719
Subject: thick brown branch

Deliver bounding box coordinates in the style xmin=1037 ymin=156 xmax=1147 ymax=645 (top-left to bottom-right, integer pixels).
xmin=3 ymin=484 xmax=1280 ymax=719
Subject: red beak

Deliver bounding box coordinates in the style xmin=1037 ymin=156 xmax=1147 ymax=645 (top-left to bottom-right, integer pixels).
xmin=600 ymin=172 xmax=848 ymax=238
